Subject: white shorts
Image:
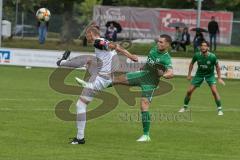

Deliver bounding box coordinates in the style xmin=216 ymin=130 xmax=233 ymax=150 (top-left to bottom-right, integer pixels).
xmin=80 ymin=75 xmax=112 ymax=102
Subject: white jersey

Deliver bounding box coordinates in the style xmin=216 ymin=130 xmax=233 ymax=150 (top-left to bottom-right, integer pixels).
xmin=94 ymin=38 xmax=118 ymax=75
xmin=80 ymin=38 xmax=119 ymax=102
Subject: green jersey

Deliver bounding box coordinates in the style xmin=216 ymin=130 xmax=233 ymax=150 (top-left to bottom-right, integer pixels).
xmin=192 ymin=52 xmax=218 ymax=77
xmin=143 ymin=46 xmax=173 ymax=78
xmin=126 ymin=46 xmax=172 ymax=101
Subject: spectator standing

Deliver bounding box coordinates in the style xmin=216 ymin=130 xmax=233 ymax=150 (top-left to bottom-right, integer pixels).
xmin=208 ymin=16 xmax=219 ymax=51
xmin=180 ymin=27 xmax=190 ymax=52
xmin=171 ymin=27 xmax=182 ymax=51
xmin=193 ymin=31 xmax=205 ymax=52
xmin=37 ymin=20 xmax=49 ymax=44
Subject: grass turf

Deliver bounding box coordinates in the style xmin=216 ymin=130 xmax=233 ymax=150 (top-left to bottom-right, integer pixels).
xmin=0 ymin=66 xmax=240 ymax=160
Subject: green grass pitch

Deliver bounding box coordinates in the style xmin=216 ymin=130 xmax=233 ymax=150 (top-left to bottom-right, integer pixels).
xmin=0 ymin=66 xmax=240 ymax=160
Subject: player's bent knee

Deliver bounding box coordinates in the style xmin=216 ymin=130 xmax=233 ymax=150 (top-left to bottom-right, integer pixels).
xmin=113 ymin=74 xmax=128 ymax=84
xmin=76 ymin=100 xmax=87 ymax=122
xmin=187 ymin=90 xmax=192 ymax=96
xmin=79 ymin=97 xmax=90 ymax=104
xmin=141 ymin=98 xmax=150 ymax=111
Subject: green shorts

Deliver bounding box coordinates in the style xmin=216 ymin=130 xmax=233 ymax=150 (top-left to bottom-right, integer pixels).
xmin=126 ymin=71 xmax=158 ymax=102
xmin=191 ymin=75 xmax=216 ymax=87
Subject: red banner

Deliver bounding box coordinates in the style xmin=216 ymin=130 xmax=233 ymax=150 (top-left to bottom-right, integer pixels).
xmin=94 ymin=6 xmax=233 ymax=44
xmin=159 ymin=9 xmax=233 ymax=44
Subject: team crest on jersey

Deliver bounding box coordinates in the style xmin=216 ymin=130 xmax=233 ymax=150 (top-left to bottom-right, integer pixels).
xmin=147 ymin=58 xmax=155 ymax=65
xmin=156 ymin=58 xmax=161 ymax=62
xmin=207 ymin=61 xmax=211 ymax=65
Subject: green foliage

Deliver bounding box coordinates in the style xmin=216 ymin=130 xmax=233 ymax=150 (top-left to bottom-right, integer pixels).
xmin=2 ymin=0 xmax=42 ymax=25
xmin=18 ymin=0 xmax=40 ymax=12
xmin=74 ymin=0 xmax=102 ymax=25
xmin=115 ymin=0 xmax=163 ymax=7
xmin=214 ymin=0 xmax=240 ymax=10
xmin=3 ymin=0 xmax=240 ymax=43
xmin=3 ymin=5 xmax=15 ymax=22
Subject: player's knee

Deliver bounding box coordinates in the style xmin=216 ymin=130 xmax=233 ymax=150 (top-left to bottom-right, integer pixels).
xmin=76 ymin=99 xmax=87 ymax=115
xmin=79 ymin=97 xmax=90 ymax=104
xmin=187 ymin=90 xmax=192 ymax=96
xmin=113 ymin=75 xmax=127 ymax=84
xmin=113 ymin=76 xmax=120 ymax=83
xmin=141 ymin=98 xmax=150 ymax=111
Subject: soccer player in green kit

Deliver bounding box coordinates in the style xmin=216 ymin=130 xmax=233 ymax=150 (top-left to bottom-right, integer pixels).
xmin=76 ymin=34 xmax=173 ymax=142
xmin=113 ymin=34 xmax=174 ymax=142
xmin=178 ymin=40 xmax=225 ymax=116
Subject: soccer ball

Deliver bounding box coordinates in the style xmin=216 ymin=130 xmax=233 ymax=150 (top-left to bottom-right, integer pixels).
xmin=36 ymin=8 xmax=51 ymax=22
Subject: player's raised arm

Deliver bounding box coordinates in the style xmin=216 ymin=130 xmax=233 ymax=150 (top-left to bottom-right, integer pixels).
xmin=93 ymin=38 xmax=138 ymax=62
xmin=109 ymin=43 xmax=138 ymax=62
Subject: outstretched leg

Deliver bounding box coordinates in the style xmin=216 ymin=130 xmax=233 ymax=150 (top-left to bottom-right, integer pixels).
xmin=57 ymin=52 xmax=98 ymax=74
xmin=112 ymin=74 xmax=130 ymax=85
xmin=56 ymin=50 xmax=71 ymax=66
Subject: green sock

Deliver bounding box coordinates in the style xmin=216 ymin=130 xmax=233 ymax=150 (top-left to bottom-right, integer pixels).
xmin=141 ymin=111 xmax=150 ymax=135
xmin=215 ymin=99 xmax=222 ymax=110
xmin=184 ymin=96 xmax=190 ymax=108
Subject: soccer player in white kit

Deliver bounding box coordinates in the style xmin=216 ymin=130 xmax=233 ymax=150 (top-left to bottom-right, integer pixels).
xmin=57 ymin=26 xmax=138 ymax=144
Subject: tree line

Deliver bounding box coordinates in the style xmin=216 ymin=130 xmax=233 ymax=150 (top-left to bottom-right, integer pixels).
xmin=3 ymin=0 xmax=240 ymax=43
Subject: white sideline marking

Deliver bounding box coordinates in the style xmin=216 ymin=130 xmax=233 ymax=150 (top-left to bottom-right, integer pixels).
xmin=0 ymin=98 xmax=50 ymax=101
xmin=0 ymin=104 xmax=239 ymax=112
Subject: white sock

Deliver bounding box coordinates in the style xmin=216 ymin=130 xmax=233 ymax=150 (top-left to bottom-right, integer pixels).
xmin=76 ymin=99 xmax=87 ymax=139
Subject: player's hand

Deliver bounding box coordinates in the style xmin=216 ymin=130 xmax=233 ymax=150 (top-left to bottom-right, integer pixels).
xmin=130 ymin=55 xmax=138 ymax=62
xmin=162 ymin=69 xmax=173 ymax=79
xmin=162 ymin=73 xmax=169 ymax=79
xmin=187 ymin=75 xmax=192 ymax=81
xmin=218 ymin=78 xmax=225 ymax=86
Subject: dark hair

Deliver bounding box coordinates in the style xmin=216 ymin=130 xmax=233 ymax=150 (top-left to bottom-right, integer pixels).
xmin=160 ymin=34 xmax=172 ymax=44
xmin=200 ymin=40 xmax=209 ymax=46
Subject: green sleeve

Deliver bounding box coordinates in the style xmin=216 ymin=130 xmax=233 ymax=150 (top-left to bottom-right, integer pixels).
xmin=191 ymin=54 xmax=197 ymax=64
xmin=165 ymin=57 xmax=173 ymax=69
xmin=214 ymin=55 xmax=219 ymax=65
